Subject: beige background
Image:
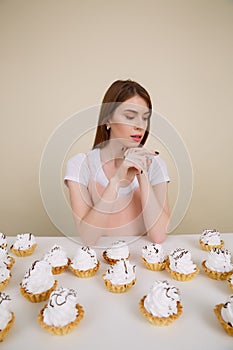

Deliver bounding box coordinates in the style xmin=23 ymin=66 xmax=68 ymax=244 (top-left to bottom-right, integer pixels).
xmin=1 ymin=0 xmax=233 ymax=237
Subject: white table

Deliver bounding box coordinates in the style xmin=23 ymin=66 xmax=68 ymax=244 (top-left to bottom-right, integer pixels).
xmin=2 ymin=234 xmax=233 ymax=350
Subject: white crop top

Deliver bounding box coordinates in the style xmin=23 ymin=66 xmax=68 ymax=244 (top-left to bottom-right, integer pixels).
xmin=64 ymin=148 xmax=170 ymax=196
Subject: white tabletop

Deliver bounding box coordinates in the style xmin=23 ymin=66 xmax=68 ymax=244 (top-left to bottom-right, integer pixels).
xmin=1 ymin=233 xmax=233 ymax=350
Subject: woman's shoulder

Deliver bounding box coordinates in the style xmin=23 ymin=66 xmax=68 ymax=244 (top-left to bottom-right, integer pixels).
xmin=66 ymin=152 xmax=87 ymax=164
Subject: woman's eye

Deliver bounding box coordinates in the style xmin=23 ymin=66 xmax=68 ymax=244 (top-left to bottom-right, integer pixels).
xmin=125 ymin=115 xmax=134 ymax=120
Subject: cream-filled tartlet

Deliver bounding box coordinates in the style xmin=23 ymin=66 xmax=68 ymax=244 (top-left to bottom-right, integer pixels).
xmin=103 ymin=258 xmax=136 ymax=293
xmin=38 ymin=287 xmax=84 ymax=335
xmin=0 ymin=233 xmax=7 ymax=249
xmin=139 ymin=280 xmax=183 ymax=326
xmin=0 ymin=248 xmax=15 ymax=270
xmin=141 ymin=243 xmax=167 ymax=271
xmin=0 ymin=264 xmax=11 ymax=292
xmin=10 ymin=233 xmax=37 ymax=257
xmin=228 ymin=275 xmax=233 ymax=292
xmin=43 ymin=245 xmax=70 ymax=274
xmin=202 ymin=247 xmax=233 ymax=280
xmin=0 ymin=292 xmax=15 ymax=342
xmin=102 ymin=240 xmax=130 ymax=264
xmin=20 ymin=260 xmax=57 ymax=302
xmin=199 ymin=229 xmax=224 ymax=251
xmin=70 ymin=246 xmax=100 ymax=278
xmin=214 ymin=295 xmax=233 ymax=336
xmin=166 ymin=248 xmax=199 ymax=281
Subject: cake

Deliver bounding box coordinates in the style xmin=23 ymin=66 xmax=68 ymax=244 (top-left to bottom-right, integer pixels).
xmin=38 ymin=287 xmax=84 ymax=335
xmin=69 ymin=246 xmax=100 ymax=278
xmin=199 ymin=229 xmax=224 ymax=251
xmin=141 ymin=243 xmax=167 ymax=270
xmin=10 ymin=233 xmax=37 ymax=257
xmin=20 ymin=260 xmax=58 ymax=302
xmin=202 ymin=247 xmax=233 ymax=280
xmin=214 ymin=295 xmax=233 ymax=336
xmin=166 ymin=248 xmax=199 ymax=281
xmin=43 ymin=245 xmax=70 ymax=274
xmin=102 ymin=240 xmax=130 ymax=264
xmin=0 ymin=248 xmax=15 ymax=270
xmin=0 ymin=264 xmax=11 ymax=292
xmin=0 ymin=233 xmax=7 ymax=249
xmin=138 ymin=280 xmax=183 ymax=326
xmin=102 ymin=258 xmax=136 ymax=293
xmin=228 ymin=274 xmax=233 ymax=292
xmin=0 ymin=292 xmax=15 ymax=342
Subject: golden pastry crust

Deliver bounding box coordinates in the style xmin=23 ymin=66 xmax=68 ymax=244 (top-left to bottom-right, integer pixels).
xmin=0 ymin=273 xmax=12 ymax=292
xmin=138 ymin=296 xmax=183 ymax=326
xmin=10 ymin=243 xmax=37 ymax=257
xmin=20 ymin=280 xmax=58 ymax=303
xmin=202 ymin=261 xmax=233 ymax=280
xmin=227 ymin=276 xmax=233 ymax=292
xmin=6 ymin=256 xmax=15 ymax=270
xmin=141 ymin=257 xmax=167 ymax=271
xmin=102 ymin=250 xmax=130 ymax=265
xmin=166 ymin=261 xmax=199 ymax=281
xmin=38 ymin=303 xmax=84 ymax=335
xmin=70 ymin=260 xmax=100 ymax=278
xmin=51 ymin=258 xmax=71 ymax=275
xmin=199 ymin=239 xmax=224 ymax=251
xmin=102 ymin=275 xmax=136 ymax=293
xmin=0 ymin=312 xmax=15 ymax=342
xmin=214 ymin=303 xmax=233 ymax=336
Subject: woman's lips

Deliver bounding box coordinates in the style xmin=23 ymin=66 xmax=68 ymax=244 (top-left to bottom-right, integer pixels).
xmin=130 ymin=135 xmax=142 ymax=142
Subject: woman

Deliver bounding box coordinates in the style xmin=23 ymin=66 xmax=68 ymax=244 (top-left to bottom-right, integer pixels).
xmin=64 ymin=79 xmax=170 ymax=246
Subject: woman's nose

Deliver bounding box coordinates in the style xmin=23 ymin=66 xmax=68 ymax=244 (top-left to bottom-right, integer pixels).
xmin=133 ymin=119 xmax=145 ymax=130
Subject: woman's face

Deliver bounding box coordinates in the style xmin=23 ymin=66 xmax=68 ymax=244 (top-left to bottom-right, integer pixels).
xmin=108 ymin=95 xmax=150 ymax=147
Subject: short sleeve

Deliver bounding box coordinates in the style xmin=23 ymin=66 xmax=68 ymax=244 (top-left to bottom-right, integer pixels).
xmin=64 ymin=153 xmax=90 ymax=187
xmin=148 ymin=156 xmax=170 ymax=186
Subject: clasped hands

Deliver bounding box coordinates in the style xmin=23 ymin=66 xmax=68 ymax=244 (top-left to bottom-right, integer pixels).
xmin=114 ymin=147 xmax=156 ymax=189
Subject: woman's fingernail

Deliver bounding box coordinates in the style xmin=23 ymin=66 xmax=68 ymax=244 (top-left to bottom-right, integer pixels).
xmin=155 ymin=151 xmax=159 ymax=155
xmin=141 ymin=170 xmax=143 ymax=174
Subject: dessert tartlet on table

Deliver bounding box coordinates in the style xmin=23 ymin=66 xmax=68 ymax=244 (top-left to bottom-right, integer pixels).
xmin=202 ymin=247 xmax=233 ymax=280
xmin=214 ymin=295 xmax=233 ymax=336
xmin=69 ymin=246 xmax=100 ymax=278
xmin=20 ymin=260 xmax=58 ymax=302
xmin=228 ymin=274 xmax=233 ymax=292
xmin=0 ymin=247 xmax=15 ymax=270
xmin=139 ymin=280 xmax=183 ymax=326
xmin=38 ymin=287 xmax=84 ymax=335
xmin=0 ymin=292 xmax=15 ymax=342
xmin=0 ymin=264 xmax=12 ymax=292
xmin=166 ymin=247 xmax=199 ymax=281
xmin=103 ymin=258 xmax=136 ymax=293
xmin=102 ymin=240 xmax=130 ymax=264
xmin=43 ymin=245 xmax=70 ymax=274
xmin=0 ymin=233 xmax=7 ymax=249
xmin=141 ymin=243 xmax=167 ymax=271
xmin=199 ymin=229 xmax=224 ymax=251
xmin=10 ymin=233 xmax=37 ymax=257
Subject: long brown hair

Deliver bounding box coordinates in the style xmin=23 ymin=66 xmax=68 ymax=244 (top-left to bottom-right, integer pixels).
xmin=92 ymin=79 xmax=152 ymax=149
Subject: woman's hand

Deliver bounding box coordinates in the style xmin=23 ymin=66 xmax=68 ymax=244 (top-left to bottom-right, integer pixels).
xmin=113 ymin=147 xmax=155 ymax=188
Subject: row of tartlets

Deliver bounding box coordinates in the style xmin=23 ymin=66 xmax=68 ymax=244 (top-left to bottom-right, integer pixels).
xmin=0 ymin=229 xmax=233 ymax=341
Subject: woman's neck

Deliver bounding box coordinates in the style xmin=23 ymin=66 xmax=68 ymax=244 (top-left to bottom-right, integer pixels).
xmin=100 ymin=139 xmax=126 ymax=163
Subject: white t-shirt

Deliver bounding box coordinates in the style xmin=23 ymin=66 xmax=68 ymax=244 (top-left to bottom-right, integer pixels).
xmin=64 ymin=148 xmax=170 ymax=196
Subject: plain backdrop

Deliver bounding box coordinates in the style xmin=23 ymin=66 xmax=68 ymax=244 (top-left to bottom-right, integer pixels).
xmin=1 ymin=0 xmax=233 ymax=237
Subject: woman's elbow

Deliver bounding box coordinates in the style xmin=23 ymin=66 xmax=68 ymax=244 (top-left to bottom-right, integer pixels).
xmin=148 ymin=216 xmax=169 ymax=244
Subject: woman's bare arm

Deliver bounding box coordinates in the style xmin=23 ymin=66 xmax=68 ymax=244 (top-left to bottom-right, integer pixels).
xmin=137 ymin=173 xmax=170 ymax=243
xmin=67 ymin=177 xmax=120 ymax=246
